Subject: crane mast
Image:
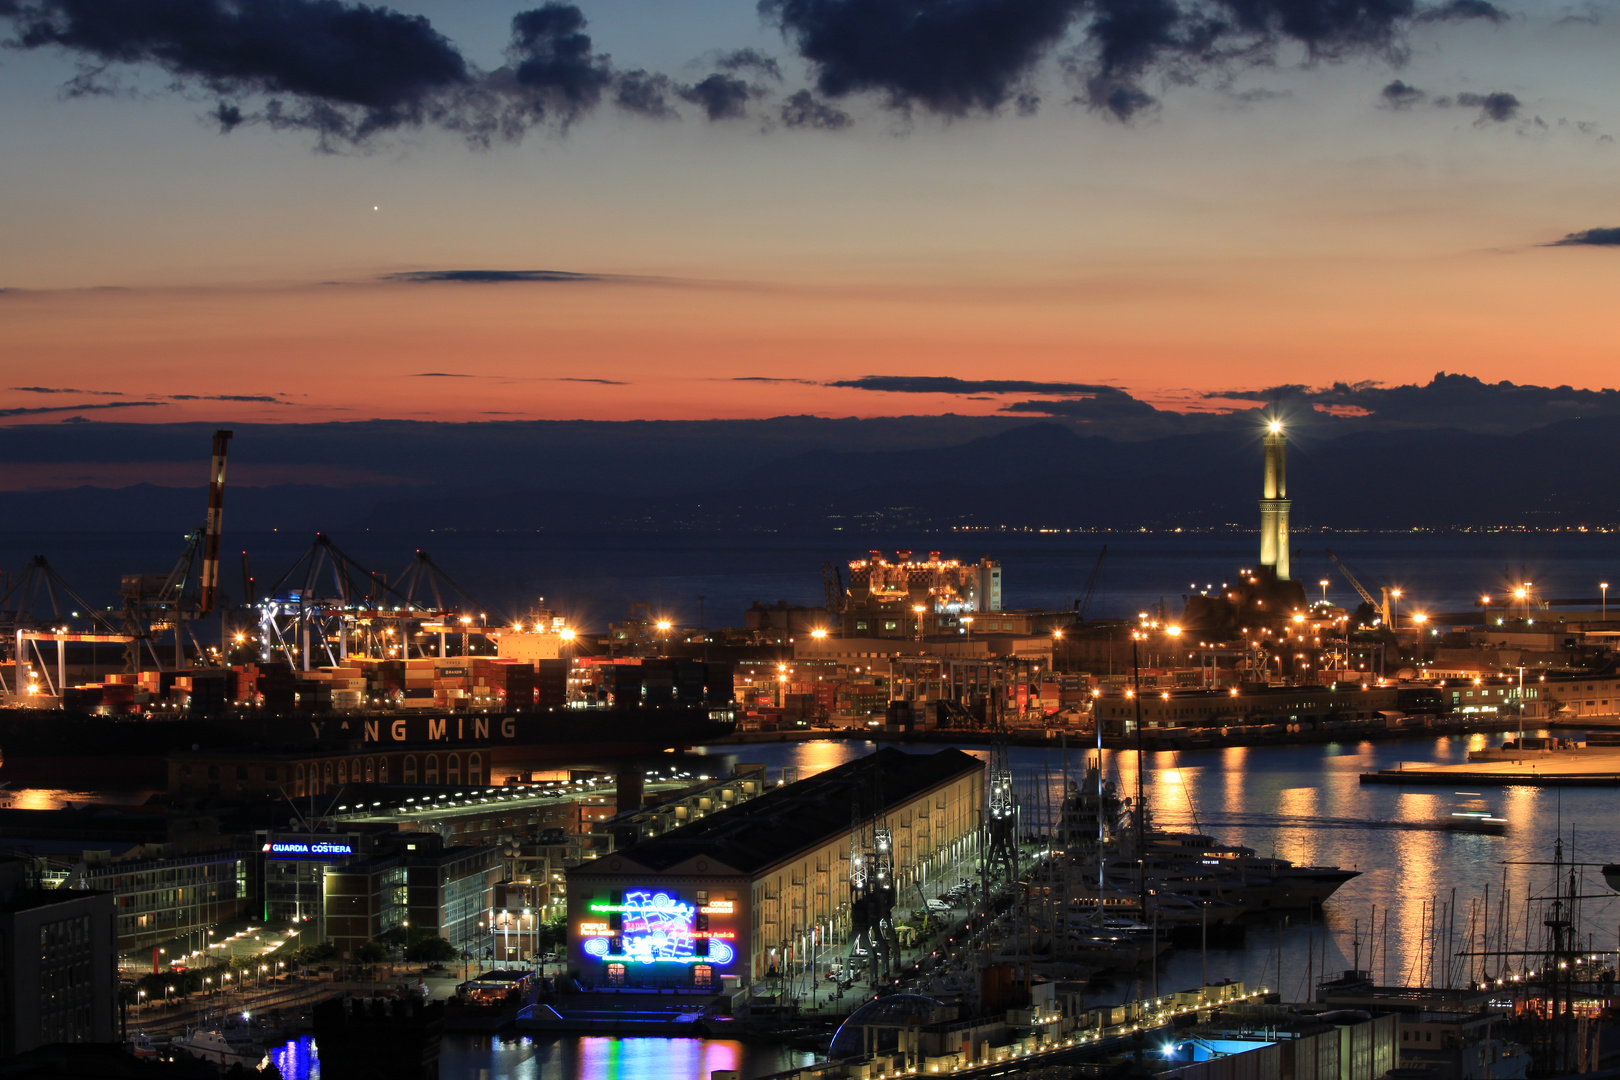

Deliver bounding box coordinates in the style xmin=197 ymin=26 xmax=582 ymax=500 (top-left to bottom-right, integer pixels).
xmin=199 ymin=429 xmax=233 ymax=614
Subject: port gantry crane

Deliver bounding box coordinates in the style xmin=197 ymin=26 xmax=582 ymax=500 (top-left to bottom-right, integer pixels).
xmin=0 ymin=556 xmax=131 ymax=700
xmin=250 ymin=534 xmax=486 ymax=671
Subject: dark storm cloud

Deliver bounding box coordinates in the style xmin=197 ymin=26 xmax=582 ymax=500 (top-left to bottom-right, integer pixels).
xmin=1548 ymin=227 xmax=1620 ymax=246
xmin=1 ymin=0 xmax=1521 ymax=141
xmin=1456 ymin=90 xmax=1519 ymax=121
xmin=613 ymin=69 xmax=678 ymax=118
xmin=506 ymin=3 xmax=612 ymax=117
xmin=1416 ymin=0 xmax=1508 ymax=22
xmin=678 ymin=73 xmax=754 ymax=120
xmin=1380 ymin=79 xmax=1425 ymax=107
xmin=1000 ymin=390 xmax=1160 ymax=419
xmin=1208 ymin=372 xmax=1620 ymax=429
xmin=0 ymin=400 xmax=165 ymax=418
xmin=827 ymin=376 xmax=1121 ymax=395
xmin=779 ymin=89 xmax=853 ymax=128
xmin=11 ymin=385 xmax=123 ymax=395
xmin=714 ymin=47 xmax=783 ymax=80
xmin=384 ymin=270 xmax=606 ymax=283
xmin=760 ymin=0 xmax=1088 ymax=115
xmin=730 ymin=376 xmax=823 ymax=384
xmin=1 ymin=0 xmax=471 ymax=140
xmin=0 ymin=0 xmax=623 ymax=144
xmin=761 ymin=0 xmax=1511 ymax=122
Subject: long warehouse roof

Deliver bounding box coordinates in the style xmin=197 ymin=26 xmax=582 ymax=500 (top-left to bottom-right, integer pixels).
xmin=580 ymin=747 xmax=982 ymax=876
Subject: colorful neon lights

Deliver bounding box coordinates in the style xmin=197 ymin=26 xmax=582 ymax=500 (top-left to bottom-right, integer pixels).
xmin=581 ymin=889 xmax=735 ymax=967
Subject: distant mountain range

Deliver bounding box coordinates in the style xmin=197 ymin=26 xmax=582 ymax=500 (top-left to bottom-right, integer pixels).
xmin=5 ymin=409 xmax=1620 ymax=533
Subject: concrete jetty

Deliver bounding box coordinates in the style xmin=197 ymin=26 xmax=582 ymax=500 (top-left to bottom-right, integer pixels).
xmin=1360 ymin=746 xmax=1620 ymax=786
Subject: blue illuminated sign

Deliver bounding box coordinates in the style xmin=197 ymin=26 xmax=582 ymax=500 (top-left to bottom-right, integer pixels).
xmin=583 ymin=890 xmax=735 ymax=967
xmin=262 ymin=841 xmax=354 ymax=859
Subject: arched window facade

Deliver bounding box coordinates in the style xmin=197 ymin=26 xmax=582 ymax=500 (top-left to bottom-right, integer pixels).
xmin=296 ymin=764 xmax=306 ymax=797
xmin=337 ymin=761 xmax=347 ymax=785
xmin=365 ymin=757 xmax=375 ymax=783
xmin=468 ymin=753 xmax=482 ymax=787
xmin=426 ymin=755 xmax=439 ymax=784
xmin=447 ymin=754 xmax=461 ymax=786
xmin=377 ymin=758 xmax=388 ymax=783
xmin=403 ymin=756 xmax=417 ymax=784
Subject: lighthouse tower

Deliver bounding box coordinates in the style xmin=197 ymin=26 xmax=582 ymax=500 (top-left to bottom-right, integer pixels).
xmin=1258 ymin=420 xmax=1291 ymax=581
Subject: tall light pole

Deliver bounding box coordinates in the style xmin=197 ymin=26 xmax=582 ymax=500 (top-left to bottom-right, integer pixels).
xmin=1602 ymin=583 xmax=1609 ymax=621
xmin=1319 ymin=579 xmax=1330 ymax=605
xmin=1130 ymin=629 xmax=1147 ymax=937
xmin=913 ymin=605 xmax=926 ymax=642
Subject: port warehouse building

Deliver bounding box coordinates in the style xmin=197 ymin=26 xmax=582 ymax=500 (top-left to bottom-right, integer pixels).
xmin=1095 ymin=684 xmax=1413 ymax=732
xmin=566 ymin=748 xmax=984 ymax=987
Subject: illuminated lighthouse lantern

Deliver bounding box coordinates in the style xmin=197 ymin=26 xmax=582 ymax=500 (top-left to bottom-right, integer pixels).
xmin=1258 ymin=419 xmax=1292 ymax=582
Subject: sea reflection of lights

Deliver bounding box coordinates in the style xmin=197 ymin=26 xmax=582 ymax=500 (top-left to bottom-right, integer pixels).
xmin=270 ymin=1036 xmax=318 ymax=1080
xmin=577 ymin=1037 xmax=744 ymax=1080
xmin=1273 ymin=787 xmax=1318 ymax=866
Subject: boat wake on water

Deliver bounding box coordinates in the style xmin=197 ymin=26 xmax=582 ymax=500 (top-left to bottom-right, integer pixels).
xmin=1155 ymin=812 xmax=1506 ymax=832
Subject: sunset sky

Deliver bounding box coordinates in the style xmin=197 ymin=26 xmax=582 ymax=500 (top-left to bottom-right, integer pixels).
xmin=2 ymin=0 xmax=1617 ymax=426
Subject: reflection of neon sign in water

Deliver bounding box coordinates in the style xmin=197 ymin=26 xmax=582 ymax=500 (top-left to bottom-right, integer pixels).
xmin=583 ymin=890 xmax=735 ymax=966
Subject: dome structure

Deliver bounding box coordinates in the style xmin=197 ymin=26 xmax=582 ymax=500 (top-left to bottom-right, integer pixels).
xmin=828 ymin=993 xmax=945 ymax=1060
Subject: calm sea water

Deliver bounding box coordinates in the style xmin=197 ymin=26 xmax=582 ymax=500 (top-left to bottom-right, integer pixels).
xmin=3 ymin=529 xmax=1617 ymax=631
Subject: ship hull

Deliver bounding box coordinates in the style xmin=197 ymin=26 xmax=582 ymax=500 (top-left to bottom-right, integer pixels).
xmin=0 ymin=704 xmax=735 ymax=786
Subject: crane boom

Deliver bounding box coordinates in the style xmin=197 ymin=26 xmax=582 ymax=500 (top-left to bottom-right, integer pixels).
xmin=1075 ymin=544 xmax=1108 ymax=621
xmin=1325 ymin=548 xmax=1391 ymax=627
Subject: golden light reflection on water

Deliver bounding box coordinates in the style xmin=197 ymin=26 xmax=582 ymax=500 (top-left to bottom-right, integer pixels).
xmin=6 ymin=788 xmax=155 ymax=810
xmin=1273 ymin=787 xmax=1318 ymax=866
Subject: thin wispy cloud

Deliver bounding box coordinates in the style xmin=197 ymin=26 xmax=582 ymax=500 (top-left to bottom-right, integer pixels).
xmin=0 ymin=400 xmax=166 ymax=418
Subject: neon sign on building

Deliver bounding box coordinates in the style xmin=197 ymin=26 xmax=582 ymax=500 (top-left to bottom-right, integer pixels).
xmin=581 ymin=890 xmax=735 ymax=966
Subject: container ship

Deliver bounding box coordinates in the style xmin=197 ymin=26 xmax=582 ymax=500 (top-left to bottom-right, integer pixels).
xmin=0 ymin=654 xmax=737 ymax=787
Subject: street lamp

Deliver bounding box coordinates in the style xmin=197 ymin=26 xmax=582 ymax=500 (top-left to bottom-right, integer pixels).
xmin=1129 ymin=630 xmax=1148 ymax=933
xmin=912 ymin=605 xmax=926 ymax=642
xmin=1602 ymin=583 xmax=1610 ymax=620
xmin=961 ymin=616 xmax=973 ymax=640
xmin=1319 ymin=579 xmax=1330 ymax=604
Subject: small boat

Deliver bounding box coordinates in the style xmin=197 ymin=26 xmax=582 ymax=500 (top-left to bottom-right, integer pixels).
xmin=122 ymin=1033 xmax=158 ymax=1060
xmin=171 ymin=1030 xmax=268 ymax=1070
xmin=1442 ymin=810 xmax=1508 ymax=835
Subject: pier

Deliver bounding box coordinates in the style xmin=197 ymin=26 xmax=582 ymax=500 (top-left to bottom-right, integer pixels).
xmin=1359 ymin=745 xmax=1620 ymax=786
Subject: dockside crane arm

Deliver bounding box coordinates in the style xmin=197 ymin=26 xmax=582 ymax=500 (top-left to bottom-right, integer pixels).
xmin=1075 ymin=544 xmax=1108 ymax=621
xmin=1325 ymin=548 xmax=1391 ymax=627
